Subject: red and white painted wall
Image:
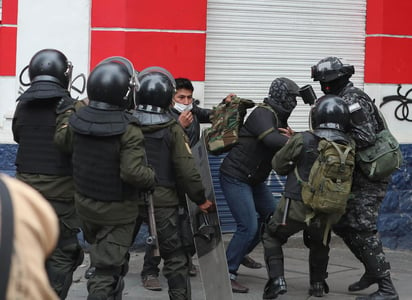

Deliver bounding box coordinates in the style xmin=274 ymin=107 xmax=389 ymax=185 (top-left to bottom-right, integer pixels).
xmin=1 ymin=0 xmax=412 ymax=141
xmin=1 ymin=0 xmax=412 ymax=248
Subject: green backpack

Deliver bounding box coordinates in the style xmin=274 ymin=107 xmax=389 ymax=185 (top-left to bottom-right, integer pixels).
xmin=204 ymin=96 xmax=255 ymax=155
xmin=295 ymin=137 xmax=355 ymax=218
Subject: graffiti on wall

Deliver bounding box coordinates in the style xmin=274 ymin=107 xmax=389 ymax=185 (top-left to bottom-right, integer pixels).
xmin=380 ymin=84 xmax=412 ymax=122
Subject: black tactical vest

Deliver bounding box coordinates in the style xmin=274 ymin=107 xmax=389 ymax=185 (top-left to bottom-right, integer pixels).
xmin=70 ymin=107 xmax=139 ymax=201
xmin=143 ymin=127 xmax=175 ymax=188
xmin=14 ymin=98 xmax=72 ymax=175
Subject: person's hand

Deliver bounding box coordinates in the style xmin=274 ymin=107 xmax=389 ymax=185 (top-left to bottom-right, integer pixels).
xmin=178 ymin=111 xmax=193 ymax=128
xmin=278 ymin=126 xmax=294 ymax=138
xmin=198 ymin=199 xmax=215 ymax=213
xmin=224 ymin=93 xmax=236 ymax=103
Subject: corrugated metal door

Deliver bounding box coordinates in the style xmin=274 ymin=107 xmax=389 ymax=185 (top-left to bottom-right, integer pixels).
xmin=205 ymin=0 xmax=367 ymax=232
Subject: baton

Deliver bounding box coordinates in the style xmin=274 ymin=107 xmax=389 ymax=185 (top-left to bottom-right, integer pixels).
xmin=145 ymin=191 xmax=160 ymax=257
xmin=280 ymin=197 xmax=291 ymax=226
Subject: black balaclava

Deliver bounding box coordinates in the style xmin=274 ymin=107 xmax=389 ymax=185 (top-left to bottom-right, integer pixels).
xmin=263 ymin=77 xmax=299 ymax=126
xmin=320 ymin=75 xmax=350 ymax=95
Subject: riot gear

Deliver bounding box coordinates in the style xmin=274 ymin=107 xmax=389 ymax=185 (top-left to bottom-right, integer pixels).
xmin=28 ymin=49 xmax=73 ymax=89
xmin=136 ymin=66 xmax=176 ymax=109
xmin=267 ymin=77 xmax=300 ymax=111
xmin=310 ymin=95 xmax=350 ymax=131
xmin=311 ymin=57 xmax=354 ymax=95
xmin=311 ymin=56 xmax=354 ymax=83
xmin=87 ymin=57 xmax=137 ymax=109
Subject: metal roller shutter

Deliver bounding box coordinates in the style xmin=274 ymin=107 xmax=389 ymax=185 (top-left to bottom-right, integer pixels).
xmin=205 ymin=0 xmax=366 ymax=232
xmin=209 ymin=153 xmax=287 ymax=233
xmin=205 ymin=0 xmax=367 ymax=131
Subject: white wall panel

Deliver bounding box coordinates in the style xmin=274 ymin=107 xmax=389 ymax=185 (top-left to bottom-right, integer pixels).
xmin=0 ymin=0 xmax=91 ymax=143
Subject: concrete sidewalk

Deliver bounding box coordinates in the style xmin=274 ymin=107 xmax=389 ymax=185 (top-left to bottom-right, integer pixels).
xmin=67 ymin=234 xmax=412 ymax=300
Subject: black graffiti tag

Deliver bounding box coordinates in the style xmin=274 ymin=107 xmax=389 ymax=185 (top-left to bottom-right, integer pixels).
xmin=380 ymin=84 xmax=412 ymax=122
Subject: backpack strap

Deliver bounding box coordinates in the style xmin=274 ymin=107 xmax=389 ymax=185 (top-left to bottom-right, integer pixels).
xmin=330 ymin=141 xmax=352 ymax=174
xmin=256 ymin=104 xmax=279 ymax=141
xmin=0 ymin=178 xmax=14 ymax=298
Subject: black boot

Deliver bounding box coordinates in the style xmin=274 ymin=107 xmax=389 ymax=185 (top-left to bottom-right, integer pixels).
xmin=263 ymin=243 xmax=286 ymax=299
xmin=309 ymin=280 xmax=329 ymax=297
xmin=263 ymin=276 xmax=287 ymax=299
xmin=349 ymin=273 xmax=378 ymax=292
xmin=355 ymin=276 xmax=399 ymax=300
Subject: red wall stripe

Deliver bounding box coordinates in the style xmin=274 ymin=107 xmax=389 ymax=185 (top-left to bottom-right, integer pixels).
xmin=90 ymin=31 xmax=206 ymax=81
xmin=90 ymin=0 xmax=208 ymax=81
xmin=366 ymin=0 xmax=412 ymax=35
xmin=0 ymin=0 xmax=18 ymax=76
xmin=365 ymin=0 xmax=412 ymax=84
xmin=91 ymin=0 xmax=207 ymax=30
xmin=0 ymin=27 xmax=17 ymax=76
xmin=1 ymin=0 xmax=18 ymax=24
xmin=364 ymin=37 xmax=412 ymax=84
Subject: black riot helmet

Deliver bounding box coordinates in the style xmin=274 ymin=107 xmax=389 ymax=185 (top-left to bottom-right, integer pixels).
xmin=136 ymin=66 xmax=176 ymax=109
xmin=87 ymin=57 xmax=138 ymax=109
xmin=311 ymin=57 xmax=354 ymax=82
xmin=311 ymin=57 xmax=354 ymax=95
xmin=310 ymin=94 xmax=350 ymax=132
xmin=28 ymin=48 xmax=73 ymax=88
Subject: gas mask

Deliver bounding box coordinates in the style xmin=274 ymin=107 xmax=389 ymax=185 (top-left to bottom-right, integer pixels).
xmin=320 ymin=76 xmax=349 ymax=95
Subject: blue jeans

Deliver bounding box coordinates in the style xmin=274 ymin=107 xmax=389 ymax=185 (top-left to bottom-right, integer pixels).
xmin=220 ymin=172 xmax=278 ymax=275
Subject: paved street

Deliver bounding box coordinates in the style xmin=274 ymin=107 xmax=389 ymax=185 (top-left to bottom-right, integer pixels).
xmin=67 ymin=234 xmax=412 ymax=299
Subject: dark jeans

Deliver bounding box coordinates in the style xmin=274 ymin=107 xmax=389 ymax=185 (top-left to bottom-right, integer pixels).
xmin=220 ymin=172 xmax=278 ymax=275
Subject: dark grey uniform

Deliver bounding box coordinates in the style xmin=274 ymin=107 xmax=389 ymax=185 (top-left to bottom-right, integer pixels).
xmin=311 ymin=56 xmax=398 ymax=299
xmin=332 ymin=82 xmax=393 ymax=284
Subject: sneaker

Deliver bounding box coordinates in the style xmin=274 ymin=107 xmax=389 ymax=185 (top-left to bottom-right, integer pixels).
xmin=142 ymin=275 xmax=162 ymax=291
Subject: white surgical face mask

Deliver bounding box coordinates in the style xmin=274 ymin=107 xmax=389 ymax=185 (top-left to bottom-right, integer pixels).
xmin=173 ymin=102 xmax=193 ymax=113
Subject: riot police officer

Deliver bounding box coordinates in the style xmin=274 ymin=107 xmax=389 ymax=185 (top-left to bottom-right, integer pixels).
xmin=12 ymin=48 xmax=84 ymax=299
xmin=132 ymin=66 xmax=213 ymax=300
xmin=262 ymin=95 xmax=352 ymax=299
xmin=58 ymin=57 xmax=157 ymax=300
xmin=311 ymin=56 xmax=399 ymax=300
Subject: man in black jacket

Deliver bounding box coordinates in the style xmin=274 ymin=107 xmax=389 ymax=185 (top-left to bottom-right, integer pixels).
xmin=169 ymin=78 xmax=213 ymax=147
xmin=219 ymin=77 xmax=301 ymax=293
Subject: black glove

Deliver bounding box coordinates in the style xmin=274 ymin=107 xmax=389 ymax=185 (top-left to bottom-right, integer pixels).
xmin=56 ymin=97 xmax=75 ymax=114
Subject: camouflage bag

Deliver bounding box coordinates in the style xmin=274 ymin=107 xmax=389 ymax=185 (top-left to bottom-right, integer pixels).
xmin=295 ymin=138 xmax=355 ymax=218
xmin=204 ymin=96 xmax=255 ymax=155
